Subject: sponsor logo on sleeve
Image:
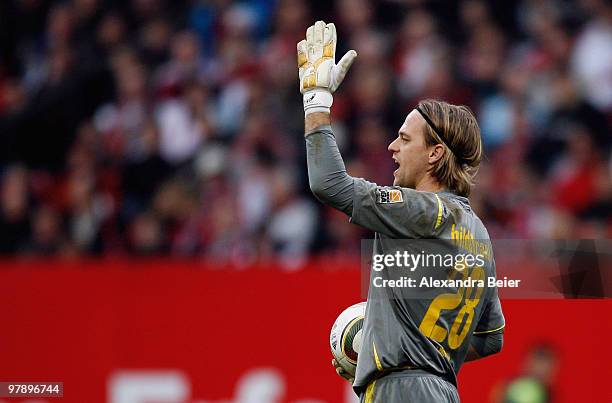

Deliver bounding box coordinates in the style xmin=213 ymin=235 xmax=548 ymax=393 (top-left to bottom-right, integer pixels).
xmin=376 ymin=188 xmax=403 ymax=204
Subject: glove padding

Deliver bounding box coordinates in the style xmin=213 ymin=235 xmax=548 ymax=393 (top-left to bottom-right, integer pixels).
xmin=298 ymin=20 xmax=357 ymax=115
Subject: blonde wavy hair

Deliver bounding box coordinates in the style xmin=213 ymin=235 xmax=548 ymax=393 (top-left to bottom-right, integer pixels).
xmin=417 ymin=99 xmax=482 ymax=197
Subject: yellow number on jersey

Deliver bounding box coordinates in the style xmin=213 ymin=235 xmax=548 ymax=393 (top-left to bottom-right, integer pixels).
xmin=419 ymin=266 xmax=485 ymax=349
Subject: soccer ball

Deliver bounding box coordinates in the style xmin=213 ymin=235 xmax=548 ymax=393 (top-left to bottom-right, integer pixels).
xmin=330 ymin=302 xmax=366 ymax=377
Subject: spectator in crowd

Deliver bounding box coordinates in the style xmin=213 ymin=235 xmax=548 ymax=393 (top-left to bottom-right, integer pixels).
xmin=493 ymin=343 xmax=559 ymax=403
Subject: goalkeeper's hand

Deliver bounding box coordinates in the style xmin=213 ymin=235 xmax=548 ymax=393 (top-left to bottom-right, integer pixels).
xmin=298 ymin=20 xmax=357 ymax=115
xmin=332 ymin=358 xmax=355 ymax=384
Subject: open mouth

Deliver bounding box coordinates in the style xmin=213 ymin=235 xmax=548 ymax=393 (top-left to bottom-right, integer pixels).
xmin=393 ymin=157 xmax=399 ymax=175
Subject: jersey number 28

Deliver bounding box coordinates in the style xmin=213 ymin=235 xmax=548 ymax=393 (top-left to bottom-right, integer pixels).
xmin=419 ymin=266 xmax=485 ymax=349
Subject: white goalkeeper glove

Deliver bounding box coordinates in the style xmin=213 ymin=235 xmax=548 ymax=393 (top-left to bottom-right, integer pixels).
xmin=298 ymin=20 xmax=357 ymax=115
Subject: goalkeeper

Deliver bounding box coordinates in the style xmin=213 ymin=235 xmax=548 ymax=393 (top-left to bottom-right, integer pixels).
xmin=299 ymin=21 xmax=505 ymax=403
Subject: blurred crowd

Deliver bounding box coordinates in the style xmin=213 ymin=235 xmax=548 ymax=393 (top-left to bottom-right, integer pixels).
xmin=0 ymin=0 xmax=611 ymax=264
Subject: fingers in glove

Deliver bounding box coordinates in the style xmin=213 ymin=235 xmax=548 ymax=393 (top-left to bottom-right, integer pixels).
xmin=324 ymin=22 xmax=336 ymax=58
xmin=314 ymin=20 xmax=325 ymax=47
xmin=334 ymin=366 xmax=355 ymax=383
xmin=332 ymin=359 xmax=348 ymax=376
xmin=306 ymin=25 xmax=315 ymax=59
xmin=337 ymin=50 xmax=358 ymax=75
xmin=306 ymin=24 xmax=314 ymax=44
xmin=297 ymin=40 xmax=308 ymax=67
xmin=330 ymin=50 xmax=357 ymax=91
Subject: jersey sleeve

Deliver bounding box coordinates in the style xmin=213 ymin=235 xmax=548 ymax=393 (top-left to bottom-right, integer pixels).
xmin=474 ymin=288 xmax=505 ymax=334
xmin=350 ymin=178 xmax=447 ymax=238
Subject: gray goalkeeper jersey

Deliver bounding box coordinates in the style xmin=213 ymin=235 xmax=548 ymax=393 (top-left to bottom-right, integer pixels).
xmin=304 ymin=126 xmax=505 ymax=395
xmin=350 ymin=180 xmax=504 ymax=394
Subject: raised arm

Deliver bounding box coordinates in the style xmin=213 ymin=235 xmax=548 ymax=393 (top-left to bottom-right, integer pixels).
xmin=298 ymin=22 xmax=443 ymax=239
xmin=298 ymin=21 xmax=357 ymax=214
xmin=305 ymin=113 xmax=355 ymax=215
xmin=305 ymin=111 xmax=331 ymax=133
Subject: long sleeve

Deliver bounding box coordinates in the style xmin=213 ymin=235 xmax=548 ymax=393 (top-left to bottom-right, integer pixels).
xmin=305 ymin=125 xmax=355 ymax=215
xmin=305 ymin=124 xmax=446 ymax=238
xmin=470 ymin=331 xmax=503 ymax=358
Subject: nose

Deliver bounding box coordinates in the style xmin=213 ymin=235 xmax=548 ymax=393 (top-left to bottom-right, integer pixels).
xmin=388 ymin=137 xmax=399 ymax=153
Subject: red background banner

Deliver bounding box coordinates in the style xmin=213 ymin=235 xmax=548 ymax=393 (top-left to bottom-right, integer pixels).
xmin=0 ymin=260 xmax=610 ymax=402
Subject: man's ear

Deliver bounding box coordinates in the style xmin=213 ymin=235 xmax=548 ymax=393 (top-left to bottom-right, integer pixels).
xmin=428 ymin=144 xmax=445 ymax=164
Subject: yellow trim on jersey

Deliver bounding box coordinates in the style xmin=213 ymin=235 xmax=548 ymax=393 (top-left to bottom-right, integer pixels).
xmin=434 ymin=194 xmax=443 ymax=230
xmin=437 ymin=345 xmax=451 ymax=362
xmin=364 ymin=380 xmax=377 ymax=403
xmin=473 ymin=324 xmax=505 ymax=335
xmin=372 ymin=341 xmax=383 ymax=371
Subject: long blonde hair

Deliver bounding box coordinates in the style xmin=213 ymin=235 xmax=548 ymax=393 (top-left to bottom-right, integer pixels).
xmin=417 ymin=99 xmax=482 ymax=197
